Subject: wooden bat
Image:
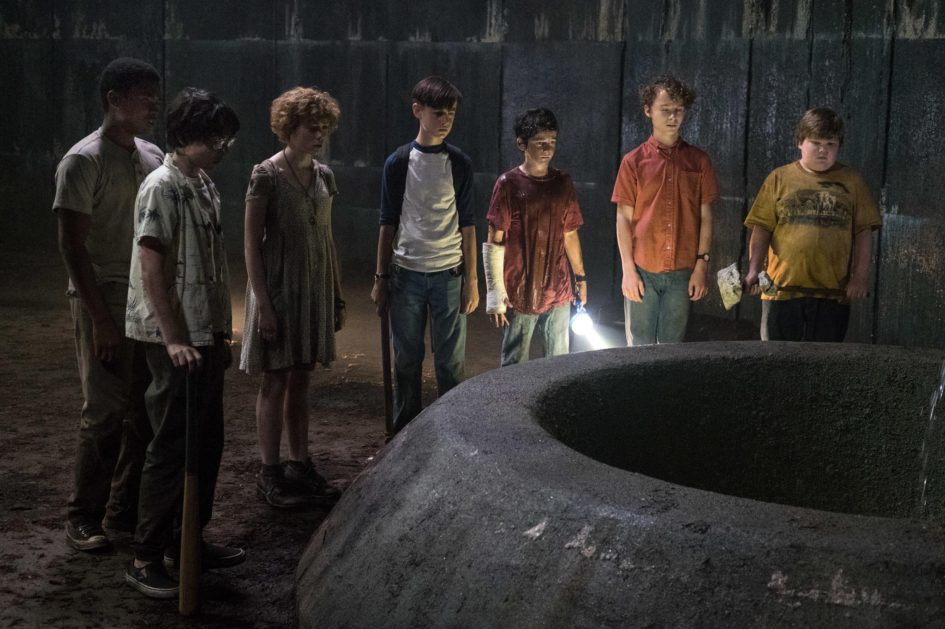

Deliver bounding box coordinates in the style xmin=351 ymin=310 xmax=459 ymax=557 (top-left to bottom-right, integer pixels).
xmin=179 ymin=370 xmax=200 ymax=616
xmin=381 ymin=310 xmax=394 ymax=438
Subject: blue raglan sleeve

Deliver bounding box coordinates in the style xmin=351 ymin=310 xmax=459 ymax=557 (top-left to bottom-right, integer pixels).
xmin=379 ymin=149 xmax=405 ymax=226
xmin=452 ymin=150 xmax=475 ymax=228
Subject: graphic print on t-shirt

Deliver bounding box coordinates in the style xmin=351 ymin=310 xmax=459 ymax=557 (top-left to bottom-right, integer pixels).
xmin=776 ymin=180 xmax=852 ymax=229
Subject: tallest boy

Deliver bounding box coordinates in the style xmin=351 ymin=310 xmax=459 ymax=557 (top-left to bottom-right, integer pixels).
xmin=371 ymin=76 xmax=479 ymax=433
xmin=613 ymin=75 xmax=719 ymax=345
xmin=54 ymin=58 xmax=163 ymax=550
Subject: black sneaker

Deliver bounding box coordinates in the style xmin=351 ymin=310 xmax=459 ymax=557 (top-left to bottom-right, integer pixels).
xmin=164 ymin=542 xmax=246 ymax=571
xmin=125 ymin=561 xmax=179 ymax=599
xmin=257 ymin=464 xmax=309 ymax=509
xmin=283 ymin=458 xmax=341 ymax=504
xmin=65 ymin=521 xmax=111 ymax=552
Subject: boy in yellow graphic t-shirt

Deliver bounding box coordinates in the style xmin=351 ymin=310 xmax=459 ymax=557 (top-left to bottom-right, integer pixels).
xmin=743 ymin=107 xmax=882 ymax=342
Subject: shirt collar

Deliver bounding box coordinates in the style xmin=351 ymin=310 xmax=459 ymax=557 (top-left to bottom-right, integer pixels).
xmin=411 ymin=140 xmax=447 ymax=154
xmin=647 ymin=135 xmax=686 ymax=156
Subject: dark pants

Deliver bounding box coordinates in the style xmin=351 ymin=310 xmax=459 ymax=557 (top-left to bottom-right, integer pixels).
xmin=133 ymin=338 xmax=228 ymax=563
xmin=67 ymin=287 xmax=152 ymax=530
xmin=761 ymin=298 xmax=850 ymax=342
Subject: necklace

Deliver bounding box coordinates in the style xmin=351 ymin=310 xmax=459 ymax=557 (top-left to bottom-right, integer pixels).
xmin=282 ymin=149 xmax=317 ymax=225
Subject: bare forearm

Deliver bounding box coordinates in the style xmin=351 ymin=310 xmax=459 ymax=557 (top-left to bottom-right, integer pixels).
xmin=139 ymin=244 xmax=186 ymax=345
xmin=460 ymin=225 xmax=478 ymax=282
xmin=747 ymin=227 xmax=772 ymax=274
xmin=615 ymin=204 xmax=636 ymax=273
xmin=850 ymin=229 xmax=873 ymax=281
xmin=563 ymin=230 xmax=585 ymax=275
xmin=375 ymin=225 xmax=395 ymax=274
xmin=697 ymin=203 xmax=713 ymax=256
xmin=57 ymin=211 xmax=111 ymax=323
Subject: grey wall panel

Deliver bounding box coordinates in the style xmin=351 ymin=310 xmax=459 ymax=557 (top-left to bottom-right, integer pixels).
xmin=164 ymin=0 xmax=276 ymax=41
xmin=0 ymin=0 xmax=54 ymax=38
xmin=52 ymin=0 xmax=162 ymax=40
xmin=386 ymin=43 xmax=502 ymax=173
xmin=1 ymin=39 xmax=54 ymax=247
xmin=501 ymin=42 xmax=623 ymax=184
xmin=383 ymin=0 xmax=499 ymax=43
xmin=504 ymin=0 xmax=625 ymax=42
xmin=331 ymin=165 xmax=383 ymax=216
xmin=165 ymin=41 xmax=276 ymax=247
xmin=275 ymin=41 xmax=388 ymax=168
xmin=573 ymin=182 xmax=617 ymax=304
xmin=625 ymin=0 xmax=663 ymax=41
xmin=287 ymin=1 xmax=387 ymax=42
xmin=745 ymin=38 xmax=809 ymax=192
xmin=884 ymin=39 xmax=945 ymax=218
xmin=695 ymin=197 xmax=745 ymax=319
xmin=846 ymin=230 xmax=881 ymax=343
xmin=876 ymin=215 xmax=945 ymax=348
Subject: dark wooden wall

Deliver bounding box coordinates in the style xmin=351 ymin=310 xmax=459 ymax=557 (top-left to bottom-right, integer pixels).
xmin=2 ymin=0 xmax=943 ymax=347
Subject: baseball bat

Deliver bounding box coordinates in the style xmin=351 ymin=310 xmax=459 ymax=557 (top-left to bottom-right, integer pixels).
xmin=381 ymin=310 xmax=394 ymax=438
xmin=179 ymin=370 xmax=200 ymax=616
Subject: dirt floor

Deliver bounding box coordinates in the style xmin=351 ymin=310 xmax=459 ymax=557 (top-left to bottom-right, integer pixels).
xmin=0 ymin=246 xmax=510 ymax=629
xmin=0 ymin=245 xmax=751 ymax=628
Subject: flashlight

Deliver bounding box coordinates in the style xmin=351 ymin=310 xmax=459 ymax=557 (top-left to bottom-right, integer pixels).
xmin=570 ymin=302 xmax=594 ymax=336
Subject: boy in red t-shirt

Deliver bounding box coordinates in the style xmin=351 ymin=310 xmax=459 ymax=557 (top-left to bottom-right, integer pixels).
xmin=484 ymin=108 xmax=586 ymax=365
xmin=612 ymin=76 xmax=719 ymax=345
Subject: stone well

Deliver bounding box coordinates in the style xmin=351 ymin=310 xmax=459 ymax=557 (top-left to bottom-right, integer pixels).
xmin=297 ymin=342 xmax=945 ymax=628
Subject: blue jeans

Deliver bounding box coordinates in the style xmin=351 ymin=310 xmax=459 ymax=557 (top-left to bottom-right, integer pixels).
xmin=624 ymin=267 xmax=692 ymax=346
xmin=500 ymin=303 xmax=571 ymax=366
xmin=388 ymin=265 xmax=466 ymax=432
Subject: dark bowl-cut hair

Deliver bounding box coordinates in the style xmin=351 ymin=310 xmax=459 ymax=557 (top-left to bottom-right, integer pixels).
xmin=165 ymin=87 xmax=240 ymax=151
xmin=794 ymin=107 xmax=844 ymax=145
xmin=412 ymin=76 xmax=462 ymax=109
xmin=99 ymin=57 xmax=160 ymax=111
xmin=639 ymin=75 xmax=696 ymax=109
xmin=514 ymin=108 xmax=559 ymax=144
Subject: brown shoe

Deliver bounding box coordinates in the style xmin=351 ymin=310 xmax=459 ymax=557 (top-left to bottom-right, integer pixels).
xmin=256 ymin=464 xmax=309 ymax=509
xmin=283 ymin=458 xmax=341 ymax=504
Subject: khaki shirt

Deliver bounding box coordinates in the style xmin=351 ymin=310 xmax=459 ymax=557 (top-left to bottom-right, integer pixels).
xmin=53 ymin=128 xmax=164 ymax=289
xmin=744 ymin=161 xmax=882 ymax=301
xmin=125 ymin=154 xmax=231 ymax=346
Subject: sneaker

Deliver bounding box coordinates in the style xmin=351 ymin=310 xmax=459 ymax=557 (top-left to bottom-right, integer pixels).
xmin=283 ymin=458 xmax=341 ymax=503
xmin=257 ymin=464 xmax=309 ymax=509
xmin=164 ymin=542 xmax=246 ymax=571
xmin=125 ymin=561 xmax=179 ymax=599
xmin=65 ymin=521 xmax=111 ymax=552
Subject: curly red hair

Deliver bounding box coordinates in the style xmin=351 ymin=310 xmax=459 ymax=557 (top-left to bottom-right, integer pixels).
xmin=270 ymin=87 xmax=340 ymax=143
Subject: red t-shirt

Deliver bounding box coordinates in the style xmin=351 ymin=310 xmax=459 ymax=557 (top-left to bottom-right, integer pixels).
xmin=487 ymin=167 xmax=584 ymax=315
xmin=611 ymin=137 xmax=719 ymax=273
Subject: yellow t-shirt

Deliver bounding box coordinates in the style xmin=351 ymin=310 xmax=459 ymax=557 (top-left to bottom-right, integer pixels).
xmin=744 ymin=162 xmax=882 ymax=301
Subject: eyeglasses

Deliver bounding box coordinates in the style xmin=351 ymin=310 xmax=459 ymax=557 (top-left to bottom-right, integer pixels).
xmin=207 ymin=137 xmax=236 ymax=151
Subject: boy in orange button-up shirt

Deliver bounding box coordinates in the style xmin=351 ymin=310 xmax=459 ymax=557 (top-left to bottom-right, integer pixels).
xmin=612 ymin=75 xmax=719 ymax=346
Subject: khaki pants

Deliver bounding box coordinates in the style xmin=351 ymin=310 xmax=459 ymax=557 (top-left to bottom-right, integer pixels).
xmin=67 ymin=283 xmax=152 ymax=530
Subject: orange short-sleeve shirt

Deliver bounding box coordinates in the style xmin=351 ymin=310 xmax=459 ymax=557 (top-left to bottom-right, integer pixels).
xmin=611 ymin=137 xmax=719 ymax=273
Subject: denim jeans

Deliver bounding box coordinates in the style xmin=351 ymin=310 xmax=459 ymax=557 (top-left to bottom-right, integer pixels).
xmin=761 ymin=298 xmax=850 ymax=342
xmin=500 ymin=303 xmax=571 ymax=366
xmin=388 ymin=265 xmax=466 ymax=433
xmin=67 ymin=284 xmax=153 ymax=530
xmin=133 ymin=338 xmax=228 ymax=562
xmin=624 ymin=267 xmax=692 ymax=346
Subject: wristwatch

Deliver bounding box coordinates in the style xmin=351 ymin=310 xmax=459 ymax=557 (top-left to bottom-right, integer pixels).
xmin=695 ymin=253 xmax=710 ymax=263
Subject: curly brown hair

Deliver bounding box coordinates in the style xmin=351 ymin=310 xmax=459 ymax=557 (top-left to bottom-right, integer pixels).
xmin=270 ymin=87 xmax=341 ymax=143
xmin=639 ymin=75 xmax=696 ymax=109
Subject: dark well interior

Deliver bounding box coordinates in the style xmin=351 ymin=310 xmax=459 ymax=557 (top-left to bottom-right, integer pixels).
xmin=536 ymin=352 xmax=945 ymax=519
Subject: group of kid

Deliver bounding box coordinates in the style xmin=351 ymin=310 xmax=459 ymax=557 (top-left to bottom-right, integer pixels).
xmin=54 ymin=58 xmax=880 ymax=599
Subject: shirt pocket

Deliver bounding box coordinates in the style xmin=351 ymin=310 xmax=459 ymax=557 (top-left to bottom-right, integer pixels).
xmin=678 ymin=170 xmax=703 ymax=204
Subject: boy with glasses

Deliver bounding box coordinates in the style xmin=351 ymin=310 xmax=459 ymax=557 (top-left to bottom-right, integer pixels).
xmin=612 ymin=75 xmax=719 ymax=346
xmin=124 ymin=87 xmax=244 ymax=598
